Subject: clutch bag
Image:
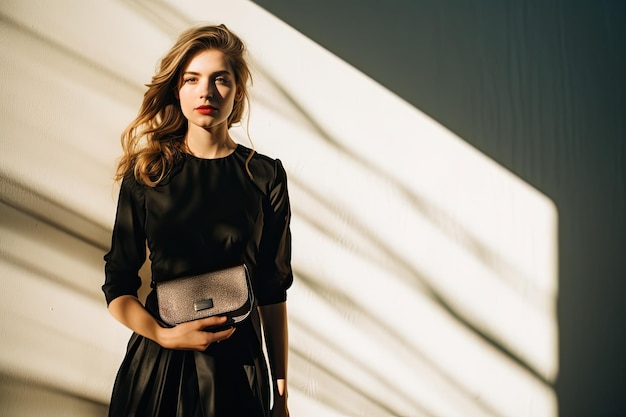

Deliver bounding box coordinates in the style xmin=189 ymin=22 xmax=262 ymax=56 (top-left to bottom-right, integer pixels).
xmin=156 ymin=264 xmax=254 ymax=328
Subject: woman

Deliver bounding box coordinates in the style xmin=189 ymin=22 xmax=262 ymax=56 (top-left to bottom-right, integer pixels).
xmin=102 ymin=24 xmax=292 ymax=417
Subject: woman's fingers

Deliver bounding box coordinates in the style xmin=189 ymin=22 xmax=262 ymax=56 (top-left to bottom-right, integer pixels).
xmin=194 ymin=315 xmax=228 ymax=329
xmin=212 ymin=326 xmax=236 ymax=343
xmin=197 ymin=316 xmax=237 ymax=344
xmin=157 ymin=316 xmax=236 ymax=351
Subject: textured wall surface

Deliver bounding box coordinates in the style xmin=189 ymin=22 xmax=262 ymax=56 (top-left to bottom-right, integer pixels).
xmin=0 ymin=0 xmax=597 ymax=416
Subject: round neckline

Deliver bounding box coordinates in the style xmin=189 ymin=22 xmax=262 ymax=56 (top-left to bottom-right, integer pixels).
xmin=184 ymin=144 xmax=239 ymax=161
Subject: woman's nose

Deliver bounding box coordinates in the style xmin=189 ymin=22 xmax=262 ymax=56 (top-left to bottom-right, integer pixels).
xmin=199 ymin=81 xmax=211 ymax=99
xmin=200 ymin=80 xmax=218 ymax=100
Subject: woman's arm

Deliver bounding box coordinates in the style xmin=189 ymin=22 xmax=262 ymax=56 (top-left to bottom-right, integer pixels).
xmin=259 ymin=301 xmax=289 ymax=416
xmin=108 ymin=295 xmax=235 ymax=351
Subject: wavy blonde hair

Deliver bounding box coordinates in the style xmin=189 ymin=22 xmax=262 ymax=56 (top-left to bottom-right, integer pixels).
xmin=115 ymin=24 xmax=253 ymax=186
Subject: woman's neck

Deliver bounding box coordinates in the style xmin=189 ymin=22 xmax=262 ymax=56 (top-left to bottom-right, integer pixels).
xmin=185 ymin=125 xmax=237 ymax=159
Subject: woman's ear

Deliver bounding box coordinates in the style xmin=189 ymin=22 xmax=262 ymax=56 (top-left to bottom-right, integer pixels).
xmin=235 ymin=89 xmax=244 ymax=102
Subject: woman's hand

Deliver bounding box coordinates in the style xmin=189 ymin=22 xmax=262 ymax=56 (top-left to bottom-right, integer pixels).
xmin=156 ymin=316 xmax=236 ymax=351
xmin=108 ymin=296 xmax=235 ymax=351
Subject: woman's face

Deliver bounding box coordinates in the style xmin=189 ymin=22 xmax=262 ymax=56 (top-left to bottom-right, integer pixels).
xmin=178 ymin=49 xmax=240 ymax=132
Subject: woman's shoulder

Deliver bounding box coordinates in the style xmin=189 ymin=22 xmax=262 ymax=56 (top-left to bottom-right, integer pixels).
xmin=117 ymin=172 xmax=148 ymax=206
xmin=121 ymin=172 xmax=145 ymax=190
xmin=236 ymin=144 xmax=285 ymax=174
xmin=235 ymin=144 xmax=287 ymax=194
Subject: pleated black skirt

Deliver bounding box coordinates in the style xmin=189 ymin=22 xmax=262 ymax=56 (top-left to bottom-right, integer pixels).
xmin=107 ymin=331 xmax=270 ymax=417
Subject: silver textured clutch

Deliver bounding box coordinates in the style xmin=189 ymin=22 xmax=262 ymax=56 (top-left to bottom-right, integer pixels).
xmin=156 ymin=264 xmax=254 ymax=328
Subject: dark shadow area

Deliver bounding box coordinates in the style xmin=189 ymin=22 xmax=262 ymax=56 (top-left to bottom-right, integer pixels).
xmin=251 ymin=1 xmax=626 ymax=416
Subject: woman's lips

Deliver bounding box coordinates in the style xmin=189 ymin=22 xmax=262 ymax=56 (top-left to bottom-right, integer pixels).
xmin=196 ymin=105 xmax=216 ymax=115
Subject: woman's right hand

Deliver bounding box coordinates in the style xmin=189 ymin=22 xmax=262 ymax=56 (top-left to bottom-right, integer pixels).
xmin=156 ymin=316 xmax=236 ymax=351
xmin=108 ymin=296 xmax=235 ymax=351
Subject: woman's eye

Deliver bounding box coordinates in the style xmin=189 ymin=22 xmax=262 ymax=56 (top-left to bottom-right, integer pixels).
xmin=215 ymin=76 xmax=230 ymax=85
xmin=183 ymin=77 xmax=197 ymax=84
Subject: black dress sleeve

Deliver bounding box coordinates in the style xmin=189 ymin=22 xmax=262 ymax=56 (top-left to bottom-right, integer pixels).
xmin=254 ymin=159 xmax=294 ymax=305
xmin=102 ymin=175 xmax=147 ymax=305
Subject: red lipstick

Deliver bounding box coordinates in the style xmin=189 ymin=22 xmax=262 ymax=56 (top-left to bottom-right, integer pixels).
xmin=196 ymin=105 xmax=216 ymax=115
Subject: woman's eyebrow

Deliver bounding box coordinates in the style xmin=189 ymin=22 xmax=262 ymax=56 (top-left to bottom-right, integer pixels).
xmin=182 ymin=70 xmax=232 ymax=76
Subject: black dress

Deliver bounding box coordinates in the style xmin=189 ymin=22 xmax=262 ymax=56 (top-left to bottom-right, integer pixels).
xmin=102 ymin=145 xmax=293 ymax=417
